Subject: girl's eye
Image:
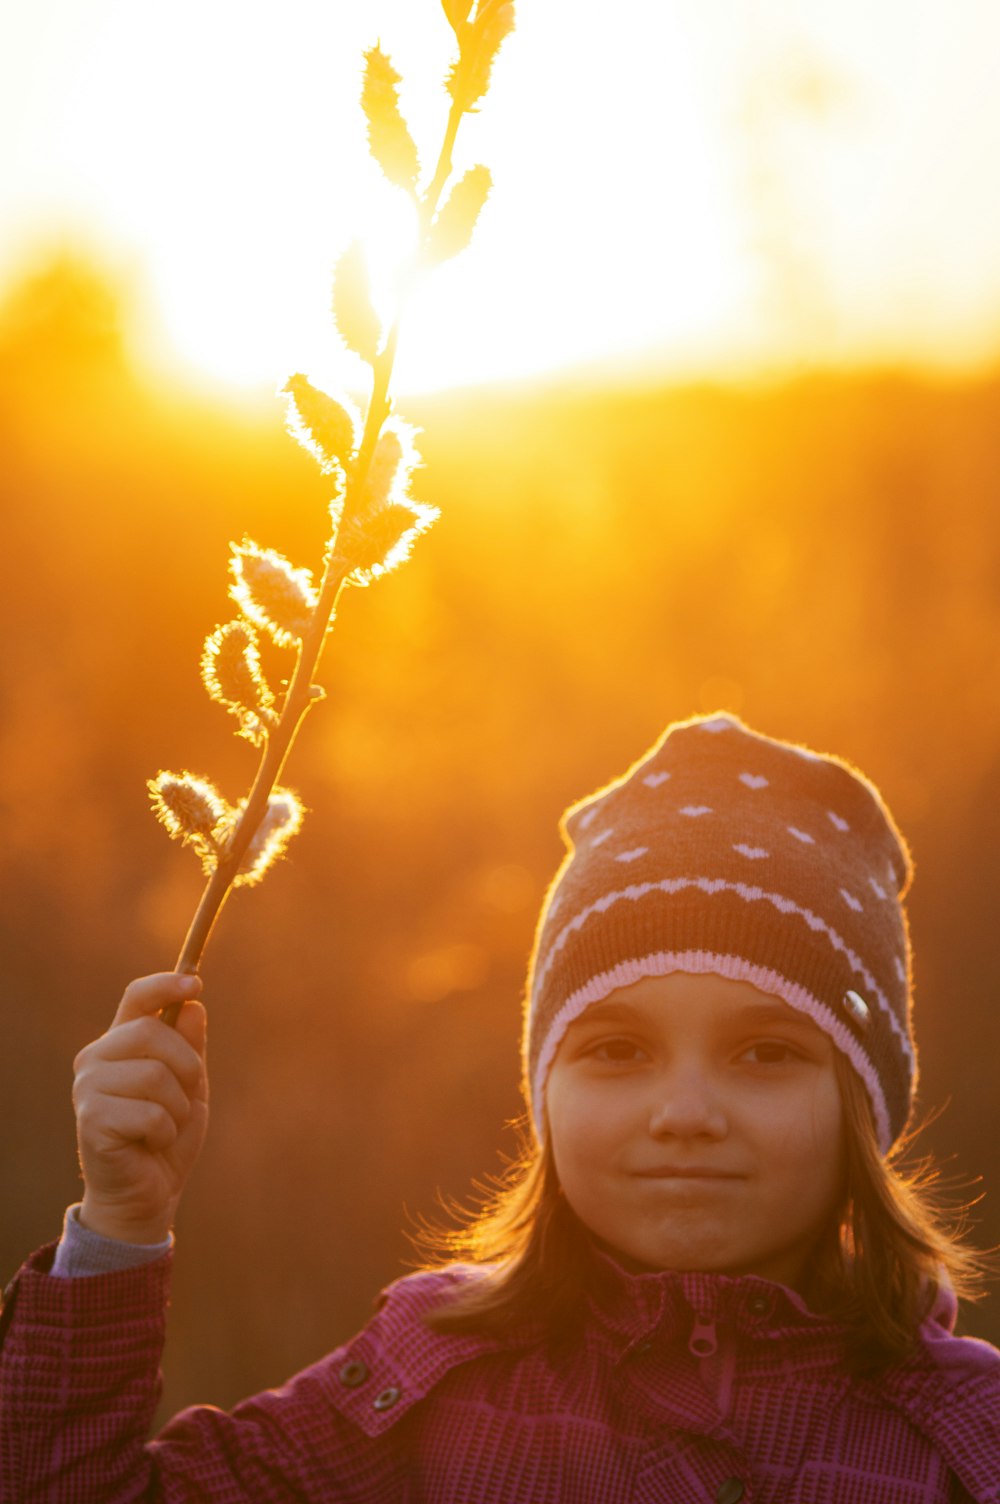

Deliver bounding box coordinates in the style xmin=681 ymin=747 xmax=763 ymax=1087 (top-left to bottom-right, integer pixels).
xmin=741 ymin=1040 xmax=802 ymax=1065
xmin=589 ymin=1038 xmax=647 ymax=1064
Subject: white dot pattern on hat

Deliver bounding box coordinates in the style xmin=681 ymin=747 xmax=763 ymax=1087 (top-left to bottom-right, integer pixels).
xmin=526 ymin=712 xmax=916 ymax=1151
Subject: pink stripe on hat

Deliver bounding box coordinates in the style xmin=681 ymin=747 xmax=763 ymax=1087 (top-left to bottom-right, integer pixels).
xmin=523 ymin=713 xmax=914 ymax=1149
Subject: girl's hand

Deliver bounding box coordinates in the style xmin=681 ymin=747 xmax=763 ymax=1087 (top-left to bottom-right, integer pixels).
xmin=72 ymin=973 xmax=209 ymax=1246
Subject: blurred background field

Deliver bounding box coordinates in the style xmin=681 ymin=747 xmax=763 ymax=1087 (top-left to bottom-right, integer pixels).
xmin=1 ymin=256 xmax=998 ymax=1417
xmin=2 ymin=0 xmax=1000 ymax=1420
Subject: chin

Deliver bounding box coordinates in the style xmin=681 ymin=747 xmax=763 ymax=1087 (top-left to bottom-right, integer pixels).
xmin=615 ymin=1237 xmax=736 ymax=1275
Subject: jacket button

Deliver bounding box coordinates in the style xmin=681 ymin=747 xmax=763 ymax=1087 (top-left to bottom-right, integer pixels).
xmin=747 ymin=1295 xmax=770 ymax=1317
xmin=373 ymin=1385 xmax=402 ymax=1411
xmin=338 ymin=1359 xmax=369 ymax=1388
xmin=716 ymin=1479 xmax=745 ymax=1504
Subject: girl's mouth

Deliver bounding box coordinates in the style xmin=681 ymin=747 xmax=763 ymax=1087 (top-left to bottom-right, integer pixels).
xmin=632 ymin=1167 xmax=745 ymax=1179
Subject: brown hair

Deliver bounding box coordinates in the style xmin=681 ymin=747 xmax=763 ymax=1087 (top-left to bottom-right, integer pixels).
xmin=414 ymin=1052 xmax=992 ymax=1370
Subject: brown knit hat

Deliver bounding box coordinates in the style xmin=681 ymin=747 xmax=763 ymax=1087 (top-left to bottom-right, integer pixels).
xmin=523 ymin=713 xmax=915 ymax=1151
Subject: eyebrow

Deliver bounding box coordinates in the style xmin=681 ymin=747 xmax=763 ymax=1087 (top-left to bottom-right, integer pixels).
xmin=567 ymin=999 xmax=823 ymax=1035
xmin=568 ymin=1002 xmax=645 ymax=1029
xmin=722 ymin=1002 xmax=820 ymax=1031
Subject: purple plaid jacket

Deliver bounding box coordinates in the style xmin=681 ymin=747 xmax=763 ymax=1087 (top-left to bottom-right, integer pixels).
xmin=2 ymin=1239 xmax=999 ymax=1502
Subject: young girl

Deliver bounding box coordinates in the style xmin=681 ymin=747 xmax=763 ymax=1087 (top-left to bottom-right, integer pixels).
xmin=2 ymin=712 xmax=998 ymax=1501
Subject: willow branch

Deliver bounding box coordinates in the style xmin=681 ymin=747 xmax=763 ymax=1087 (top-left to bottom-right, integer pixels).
xmin=161 ymin=21 xmax=503 ymax=1025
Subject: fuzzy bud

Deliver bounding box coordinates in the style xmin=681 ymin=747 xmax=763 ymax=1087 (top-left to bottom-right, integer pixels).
xmin=227 ymin=788 xmax=305 ymax=887
xmin=148 ymin=771 xmax=232 ymax=874
xmin=358 ymin=419 xmax=421 ymax=516
xmin=282 ymin=374 xmax=359 ymax=475
xmin=427 ymin=165 xmax=492 ymax=263
xmin=332 ymin=240 xmax=382 ymax=366
xmin=339 ymin=498 xmax=439 ymax=586
xmin=447 ymin=0 xmax=515 ymax=111
xmin=361 ymin=46 xmax=421 ymax=192
xmin=230 ymin=539 xmax=317 ymax=648
xmin=201 ymin=620 xmax=275 ymax=746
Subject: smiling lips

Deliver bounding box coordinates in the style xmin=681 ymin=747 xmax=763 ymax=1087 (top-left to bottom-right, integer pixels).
xmin=632 ymin=1167 xmax=746 ymax=1179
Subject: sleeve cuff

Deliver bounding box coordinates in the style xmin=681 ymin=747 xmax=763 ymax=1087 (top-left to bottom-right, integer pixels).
xmin=51 ymin=1204 xmax=174 ymax=1278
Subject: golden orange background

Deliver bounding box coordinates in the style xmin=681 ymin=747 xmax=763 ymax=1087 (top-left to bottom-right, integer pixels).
xmin=2 ymin=0 xmax=999 ymax=1421
xmin=1 ymin=256 xmax=998 ymax=1421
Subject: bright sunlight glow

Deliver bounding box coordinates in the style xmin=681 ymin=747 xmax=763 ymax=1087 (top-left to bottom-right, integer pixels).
xmin=4 ymin=0 xmax=1000 ymax=394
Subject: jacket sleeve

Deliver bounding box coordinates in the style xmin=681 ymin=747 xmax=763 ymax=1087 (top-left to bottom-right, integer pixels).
xmin=0 ymin=1241 xmax=171 ymax=1502
xmin=0 ymin=1244 xmax=417 ymax=1504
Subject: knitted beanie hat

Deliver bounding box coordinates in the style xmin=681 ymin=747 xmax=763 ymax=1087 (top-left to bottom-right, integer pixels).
xmin=523 ymin=712 xmax=915 ymax=1152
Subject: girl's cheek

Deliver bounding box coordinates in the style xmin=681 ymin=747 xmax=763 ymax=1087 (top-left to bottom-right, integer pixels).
xmin=794 ymin=1077 xmax=847 ymax=1188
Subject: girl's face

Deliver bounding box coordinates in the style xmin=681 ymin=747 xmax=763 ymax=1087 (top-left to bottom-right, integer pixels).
xmin=545 ymin=972 xmax=846 ymax=1289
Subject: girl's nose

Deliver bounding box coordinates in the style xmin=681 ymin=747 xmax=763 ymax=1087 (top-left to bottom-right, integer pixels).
xmin=647 ymin=1068 xmax=728 ymax=1140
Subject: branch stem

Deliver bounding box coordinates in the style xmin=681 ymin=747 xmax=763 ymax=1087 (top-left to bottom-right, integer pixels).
xmin=163 ymin=75 xmax=475 ymax=1024
xmin=424 ymin=95 xmax=465 ymax=225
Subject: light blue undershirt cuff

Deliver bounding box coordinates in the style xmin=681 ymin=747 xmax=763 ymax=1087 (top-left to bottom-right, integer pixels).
xmin=50 ymin=1203 xmax=174 ymax=1278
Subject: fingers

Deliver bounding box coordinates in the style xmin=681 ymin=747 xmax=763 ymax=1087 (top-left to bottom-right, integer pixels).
xmin=112 ymin=972 xmax=202 ymax=1029
xmin=73 ymin=1039 xmax=202 ymax=1150
xmin=73 ymin=975 xmax=209 ymax=1151
xmin=78 ymin=1009 xmax=206 ymax=1096
xmin=87 ymin=1056 xmax=196 ymax=1128
xmin=78 ymin=1089 xmax=187 ymax=1156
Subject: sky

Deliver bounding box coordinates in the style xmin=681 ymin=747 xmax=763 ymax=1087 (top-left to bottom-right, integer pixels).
xmin=3 ymin=0 xmax=1000 ymax=394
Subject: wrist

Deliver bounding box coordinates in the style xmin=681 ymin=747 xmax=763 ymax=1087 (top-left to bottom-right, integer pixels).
xmin=79 ymin=1196 xmax=173 ymax=1247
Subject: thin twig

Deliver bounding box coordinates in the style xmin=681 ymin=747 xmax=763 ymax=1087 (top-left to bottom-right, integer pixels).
xmin=169 ymin=324 xmax=403 ymax=982
xmin=162 ymin=74 xmax=482 ymax=1025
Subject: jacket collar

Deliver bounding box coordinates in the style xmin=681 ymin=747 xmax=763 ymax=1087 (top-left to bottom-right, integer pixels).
xmin=583 ymin=1242 xmax=848 ymax=1357
xmin=339 ymin=1253 xmax=1000 ymax=1476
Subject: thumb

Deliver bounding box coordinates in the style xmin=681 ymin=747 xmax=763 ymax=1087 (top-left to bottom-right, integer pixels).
xmin=111 ymin=971 xmax=203 ymax=1029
